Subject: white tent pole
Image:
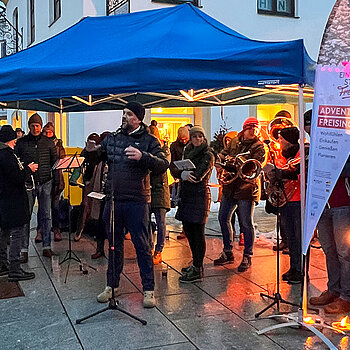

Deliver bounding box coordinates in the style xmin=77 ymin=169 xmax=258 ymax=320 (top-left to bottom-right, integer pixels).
xmin=298 ymin=84 xmax=306 ymax=321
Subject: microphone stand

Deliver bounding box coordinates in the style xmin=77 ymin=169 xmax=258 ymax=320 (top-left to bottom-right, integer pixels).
xmin=76 ymin=133 xmax=147 ymax=326
xmin=255 ymin=141 xmax=299 ymax=318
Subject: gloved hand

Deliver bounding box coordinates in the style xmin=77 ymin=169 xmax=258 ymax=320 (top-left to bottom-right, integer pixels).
xmin=181 ymin=171 xmax=197 ymax=183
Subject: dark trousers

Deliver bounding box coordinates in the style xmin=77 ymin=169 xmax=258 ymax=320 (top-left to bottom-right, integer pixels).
xmin=105 ymin=200 xmax=154 ymax=291
xmin=182 ymin=221 xmax=206 ymax=268
xmin=0 ymin=225 xmax=24 ymax=273
xmin=280 ymin=201 xmax=301 ymax=272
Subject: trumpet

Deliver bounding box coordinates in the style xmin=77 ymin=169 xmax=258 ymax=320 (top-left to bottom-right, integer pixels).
xmin=216 ymin=152 xmax=262 ymax=185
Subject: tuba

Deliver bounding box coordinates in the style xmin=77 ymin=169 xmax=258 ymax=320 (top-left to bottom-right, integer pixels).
xmin=216 ymin=152 xmax=262 ymax=185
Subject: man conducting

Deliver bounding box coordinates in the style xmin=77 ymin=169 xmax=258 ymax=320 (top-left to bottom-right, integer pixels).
xmin=97 ymin=102 xmax=169 ymax=308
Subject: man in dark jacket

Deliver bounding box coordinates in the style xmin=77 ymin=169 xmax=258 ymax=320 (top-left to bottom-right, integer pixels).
xmin=0 ymin=125 xmax=36 ymax=281
xmin=214 ymin=117 xmax=266 ymax=271
xmin=96 ymin=102 xmax=169 ymax=308
xmin=15 ymin=113 xmax=58 ymax=260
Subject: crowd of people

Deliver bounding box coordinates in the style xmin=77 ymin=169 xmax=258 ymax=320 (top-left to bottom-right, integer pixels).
xmin=0 ymin=102 xmax=349 ymax=314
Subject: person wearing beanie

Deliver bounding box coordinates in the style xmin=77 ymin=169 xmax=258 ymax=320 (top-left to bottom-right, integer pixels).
xmin=271 ymin=125 xmax=303 ymax=284
xmin=169 ymin=125 xmax=190 ymax=240
xmin=176 ymin=126 xmax=215 ymax=282
xmin=15 ymin=114 xmax=58 ymax=260
xmin=42 ymin=122 xmax=66 ymax=242
xmin=214 ymin=117 xmax=266 ymax=272
xmin=96 ymin=102 xmax=169 ymax=308
xmin=0 ymin=125 xmax=37 ymax=281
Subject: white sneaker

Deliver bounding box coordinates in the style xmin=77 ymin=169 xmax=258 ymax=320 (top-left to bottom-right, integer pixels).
xmin=97 ymin=286 xmax=120 ymax=303
xmin=143 ymin=291 xmax=156 ymax=308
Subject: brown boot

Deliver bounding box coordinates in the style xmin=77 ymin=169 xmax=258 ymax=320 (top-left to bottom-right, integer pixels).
xmin=53 ymin=229 xmax=62 ymax=242
xmin=35 ymin=230 xmax=42 ymax=243
xmin=309 ymin=290 xmax=339 ymax=306
xmin=324 ymin=298 xmax=350 ymax=314
xmin=91 ymin=251 xmax=104 ymax=259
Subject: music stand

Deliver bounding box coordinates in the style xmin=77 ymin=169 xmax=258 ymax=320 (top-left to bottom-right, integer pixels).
xmin=54 ymin=153 xmax=93 ymax=283
xmin=255 ymin=141 xmax=299 ymax=318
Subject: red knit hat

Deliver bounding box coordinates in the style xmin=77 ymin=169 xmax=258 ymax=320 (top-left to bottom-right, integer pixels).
xmin=243 ymin=117 xmax=260 ymax=131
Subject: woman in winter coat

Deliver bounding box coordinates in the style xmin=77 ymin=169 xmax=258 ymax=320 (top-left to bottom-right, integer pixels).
xmin=175 ymin=126 xmax=215 ymax=283
xmin=149 ymin=126 xmax=171 ymax=265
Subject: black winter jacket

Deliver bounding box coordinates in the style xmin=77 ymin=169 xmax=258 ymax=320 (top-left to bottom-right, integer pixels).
xmin=15 ymin=133 xmax=58 ymax=185
xmin=176 ymin=142 xmax=215 ymax=224
xmin=101 ymin=124 xmax=169 ymax=203
xmin=0 ymin=143 xmax=30 ymax=229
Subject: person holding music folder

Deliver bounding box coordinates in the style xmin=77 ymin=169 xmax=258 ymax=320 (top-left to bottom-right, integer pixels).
xmin=0 ymin=125 xmax=37 ymax=281
xmin=271 ymin=126 xmax=302 ymax=284
xmin=96 ymin=102 xmax=169 ymax=308
xmin=15 ymin=113 xmax=58 ymax=260
xmin=173 ymin=126 xmax=214 ymax=282
xmin=214 ymin=117 xmax=266 ymax=271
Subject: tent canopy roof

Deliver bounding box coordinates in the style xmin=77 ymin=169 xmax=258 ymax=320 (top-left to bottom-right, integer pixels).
xmin=0 ymin=3 xmax=315 ymax=112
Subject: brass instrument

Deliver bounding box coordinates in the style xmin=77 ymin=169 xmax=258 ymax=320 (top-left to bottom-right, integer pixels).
xmin=268 ymin=117 xmax=297 ymax=143
xmin=263 ymin=158 xmax=300 ymax=207
xmin=216 ymin=152 xmax=262 ymax=185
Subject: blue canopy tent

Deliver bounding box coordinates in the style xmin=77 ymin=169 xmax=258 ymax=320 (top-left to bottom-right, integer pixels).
xmin=0 ymin=3 xmax=315 ymax=112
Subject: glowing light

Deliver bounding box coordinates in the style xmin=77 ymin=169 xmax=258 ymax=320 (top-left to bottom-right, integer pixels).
xmin=305 ymin=336 xmax=313 ymax=348
xmin=328 ymin=68 xmax=333 ymax=72
xmin=303 ymin=316 xmax=315 ymax=325
xmin=332 ymin=316 xmax=350 ymax=331
xmin=156 ymin=107 xmax=163 ymax=114
xmin=340 ymin=336 xmax=349 ymax=350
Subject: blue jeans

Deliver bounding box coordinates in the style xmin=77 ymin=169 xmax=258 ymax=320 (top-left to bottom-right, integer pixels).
xmin=218 ymin=195 xmax=255 ymax=256
xmin=0 ymin=226 xmax=24 ymax=273
xmin=318 ymin=206 xmax=350 ymax=302
xmin=104 ymin=200 xmax=154 ymax=291
xmin=152 ymin=208 xmax=167 ymax=253
xmin=280 ymin=201 xmax=301 ymax=272
xmin=22 ymin=180 xmax=52 ymax=251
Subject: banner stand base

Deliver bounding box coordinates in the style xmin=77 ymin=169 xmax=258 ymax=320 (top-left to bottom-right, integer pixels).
xmin=257 ymin=312 xmax=338 ymax=350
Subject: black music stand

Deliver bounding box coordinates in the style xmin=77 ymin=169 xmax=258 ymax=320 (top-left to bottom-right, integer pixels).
xmin=54 ymin=153 xmax=94 ymax=283
xmin=255 ymin=142 xmax=299 ymax=318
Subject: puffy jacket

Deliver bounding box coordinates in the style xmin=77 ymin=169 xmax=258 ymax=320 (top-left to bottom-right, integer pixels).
xmin=176 ymin=142 xmax=215 ymax=224
xmin=15 ymin=132 xmax=57 ymax=185
xmin=222 ymin=134 xmax=266 ymax=203
xmin=0 ymin=143 xmax=30 ymax=229
xmin=101 ymin=124 xmax=169 ymax=203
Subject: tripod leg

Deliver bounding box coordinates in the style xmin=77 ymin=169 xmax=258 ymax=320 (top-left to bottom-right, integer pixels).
xmin=76 ymin=306 xmax=109 ymax=324
xmin=255 ymin=299 xmax=278 ymax=318
xmin=114 ymin=305 xmax=147 ymax=325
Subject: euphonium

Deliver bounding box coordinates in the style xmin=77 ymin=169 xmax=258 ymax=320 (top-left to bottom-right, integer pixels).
xmin=216 ymin=152 xmax=262 ymax=185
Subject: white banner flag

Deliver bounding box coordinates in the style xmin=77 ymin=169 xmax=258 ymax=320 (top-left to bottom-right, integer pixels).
xmin=303 ymin=64 xmax=350 ymax=253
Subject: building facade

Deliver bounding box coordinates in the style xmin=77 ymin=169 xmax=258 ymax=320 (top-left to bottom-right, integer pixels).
xmin=3 ymin=0 xmax=335 ymax=146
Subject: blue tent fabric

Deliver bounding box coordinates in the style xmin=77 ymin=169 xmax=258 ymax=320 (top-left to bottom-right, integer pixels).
xmin=0 ymin=4 xmax=315 ymax=104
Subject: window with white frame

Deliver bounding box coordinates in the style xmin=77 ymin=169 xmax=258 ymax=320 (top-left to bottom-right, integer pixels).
xmin=49 ymin=0 xmax=61 ymax=25
xmin=257 ymin=0 xmax=296 ymax=17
